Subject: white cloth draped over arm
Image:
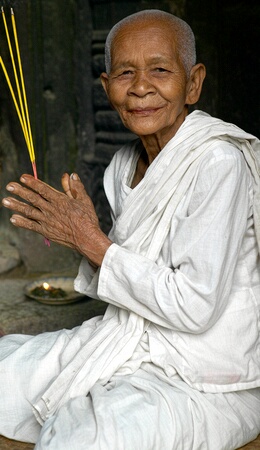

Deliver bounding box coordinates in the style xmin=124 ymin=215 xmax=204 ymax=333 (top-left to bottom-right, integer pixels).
xmin=97 ymin=144 xmax=253 ymax=332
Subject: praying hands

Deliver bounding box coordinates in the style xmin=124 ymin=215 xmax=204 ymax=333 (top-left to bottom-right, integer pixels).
xmin=2 ymin=173 xmax=112 ymax=267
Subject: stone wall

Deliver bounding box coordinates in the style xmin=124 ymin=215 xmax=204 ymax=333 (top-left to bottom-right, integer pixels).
xmin=0 ymin=0 xmax=93 ymax=273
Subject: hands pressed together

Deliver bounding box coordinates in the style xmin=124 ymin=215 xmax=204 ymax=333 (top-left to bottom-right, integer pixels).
xmin=2 ymin=173 xmax=112 ymax=267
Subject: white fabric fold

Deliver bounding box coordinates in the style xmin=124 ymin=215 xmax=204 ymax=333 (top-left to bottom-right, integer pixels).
xmin=33 ymin=307 xmax=149 ymax=424
xmin=105 ymin=110 xmax=260 ymax=255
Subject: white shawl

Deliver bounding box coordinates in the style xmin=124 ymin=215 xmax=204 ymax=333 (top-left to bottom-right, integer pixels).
xmin=105 ymin=110 xmax=260 ymax=256
xmin=33 ymin=110 xmax=260 ymax=424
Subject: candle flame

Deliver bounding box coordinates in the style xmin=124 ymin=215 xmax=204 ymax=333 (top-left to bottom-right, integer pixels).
xmin=43 ymin=282 xmax=50 ymax=290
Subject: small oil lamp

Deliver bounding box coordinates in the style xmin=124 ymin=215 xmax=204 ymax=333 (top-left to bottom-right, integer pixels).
xmin=31 ymin=282 xmax=67 ymax=299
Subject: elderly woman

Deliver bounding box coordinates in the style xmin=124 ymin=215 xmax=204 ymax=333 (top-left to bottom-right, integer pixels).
xmin=1 ymin=9 xmax=260 ymax=450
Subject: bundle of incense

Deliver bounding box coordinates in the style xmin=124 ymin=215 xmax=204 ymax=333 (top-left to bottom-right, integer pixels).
xmin=0 ymin=6 xmax=37 ymax=177
xmin=0 ymin=7 xmax=50 ymax=246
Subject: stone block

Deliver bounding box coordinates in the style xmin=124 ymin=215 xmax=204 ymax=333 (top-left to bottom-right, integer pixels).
xmin=93 ymin=79 xmax=110 ymax=109
xmin=92 ymin=54 xmax=106 ymax=77
xmin=95 ymin=110 xmax=126 ymax=132
xmin=0 ymin=240 xmax=21 ymax=275
xmin=96 ymin=131 xmax=136 ymax=145
xmin=95 ymin=142 xmax=122 ymax=164
xmin=16 ymin=230 xmax=81 ymax=274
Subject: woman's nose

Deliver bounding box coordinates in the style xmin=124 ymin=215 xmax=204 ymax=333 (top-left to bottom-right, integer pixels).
xmin=128 ymin=70 xmax=155 ymax=97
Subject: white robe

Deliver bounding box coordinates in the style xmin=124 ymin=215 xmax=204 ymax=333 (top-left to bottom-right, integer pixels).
xmin=75 ymin=109 xmax=260 ymax=393
xmin=0 ymin=111 xmax=260 ymax=449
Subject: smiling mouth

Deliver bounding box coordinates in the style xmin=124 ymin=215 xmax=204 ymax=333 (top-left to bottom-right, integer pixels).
xmin=128 ymin=107 xmax=163 ymax=115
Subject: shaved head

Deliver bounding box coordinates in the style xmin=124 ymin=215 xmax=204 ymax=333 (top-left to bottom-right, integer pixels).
xmin=105 ymin=10 xmax=196 ymax=77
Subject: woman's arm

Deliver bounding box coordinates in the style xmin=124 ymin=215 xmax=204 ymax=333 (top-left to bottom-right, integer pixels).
xmin=97 ymin=147 xmax=252 ymax=332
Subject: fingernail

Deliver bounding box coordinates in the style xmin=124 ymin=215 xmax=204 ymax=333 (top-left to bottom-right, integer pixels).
xmin=6 ymin=185 xmax=14 ymax=192
xmin=10 ymin=217 xmax=16 ymax=224
xmin=2 ymin=199 xmax=10 ymax=206
xmin=70 ymin=173 xmax=79 ymax=181
xmin=20 ymin=177 xmax=26 ymax=183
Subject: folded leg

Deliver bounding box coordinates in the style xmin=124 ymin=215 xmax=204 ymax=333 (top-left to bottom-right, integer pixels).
xmin=35 ymin=369 xmax=260 ymax=450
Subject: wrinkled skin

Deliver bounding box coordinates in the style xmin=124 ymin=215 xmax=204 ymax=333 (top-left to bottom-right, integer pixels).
xmin=2 ymin=173 xmax=112 ymax=267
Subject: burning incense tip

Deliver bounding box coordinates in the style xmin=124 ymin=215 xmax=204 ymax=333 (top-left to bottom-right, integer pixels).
xmin=32 ymin=161 xmax=38 ymax=179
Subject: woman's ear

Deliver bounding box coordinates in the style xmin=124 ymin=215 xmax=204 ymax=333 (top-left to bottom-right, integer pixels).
xmin=100 ymin=72 xmax=116 ymax=110
xmin=185 ymin=63 xmax=206 ymax=105
xmin=100 ymin=72 xmax=109 ymax=97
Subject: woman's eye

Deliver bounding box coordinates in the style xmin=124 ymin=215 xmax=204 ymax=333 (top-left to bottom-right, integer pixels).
xmin=112 ymin=69 xmax=134 ymax=79
xmin=154 ymin=67 xmax=167 ymax=72
xmin=120 ymin=70 xmax=134 ymax=76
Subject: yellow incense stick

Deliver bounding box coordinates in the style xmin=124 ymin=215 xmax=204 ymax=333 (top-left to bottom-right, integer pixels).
xmin=1 ymin=7 xmax=50 ymax=246
xmin=1 ymin=7 xmax=37 ymax=178
xmin=1 ymin=7 xmax=30 ymax=154
xmin=0 ymin=55 xmax=28 ymax=141
xmin=11 ymin=8 xmax=36 ymax=169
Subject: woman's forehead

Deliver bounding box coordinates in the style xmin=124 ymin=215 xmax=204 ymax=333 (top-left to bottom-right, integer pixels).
xmin=112 ymin=19 xmax=177 ymax=46
xmin=110 ymin=23 xmax=178 ymax=66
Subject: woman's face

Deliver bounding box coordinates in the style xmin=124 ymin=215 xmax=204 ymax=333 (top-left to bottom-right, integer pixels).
xmin=101 ymin=20 xmax=197 ymax=148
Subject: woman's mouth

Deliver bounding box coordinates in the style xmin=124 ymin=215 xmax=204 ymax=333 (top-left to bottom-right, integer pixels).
xmin=128 ymin=107 xmax=163 ymax=116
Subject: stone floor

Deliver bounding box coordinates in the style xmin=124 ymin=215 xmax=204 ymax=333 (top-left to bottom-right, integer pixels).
xmin=0 ymin=266 xmax=106 ymax=336
xmin=0 ymin=437 xmax=34 ymax=450
xmin=0 ymin=237 xmax=107 ymax=336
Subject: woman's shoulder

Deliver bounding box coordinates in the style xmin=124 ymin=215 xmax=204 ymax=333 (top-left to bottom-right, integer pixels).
xmin=198 ymin=139 xmax=249 ymax=172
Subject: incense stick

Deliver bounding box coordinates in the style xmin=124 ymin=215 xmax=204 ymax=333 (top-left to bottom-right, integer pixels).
xmin=1 ymin=7 xmax=29 ymax=150
xmin=11 ymin=8 xmax=36 ymax=177
xmin=0 ymin=55 xmax=28 ymax=141
xmin=0 ymin=6 xmax=37 ymax=178
xmin=1 ymin=6 xmax=50 ymax=246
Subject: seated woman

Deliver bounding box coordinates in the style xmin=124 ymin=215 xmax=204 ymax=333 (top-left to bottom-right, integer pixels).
xmin=1 ymin=9 xmax=260 ymax=450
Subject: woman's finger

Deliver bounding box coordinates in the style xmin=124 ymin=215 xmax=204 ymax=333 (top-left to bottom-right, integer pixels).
xmin=5 ymin=182 xmax=53 ymax=213
xmin=61 ymin=173 xmax=74 ymax=198
xmin=68 ymin=173 xmax=88 ymax=200
xmin=18 ymin=175 xmax=65 ymax=203
xmin=2 ymin=197 xmax=44 ymax=222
